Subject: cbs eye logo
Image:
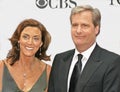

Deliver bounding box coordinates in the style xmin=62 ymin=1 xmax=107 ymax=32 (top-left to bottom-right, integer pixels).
xmin=36 ymin=0 xmax=77 ymax=9
xmin=36 ymin=0 xmax=48 ymax=8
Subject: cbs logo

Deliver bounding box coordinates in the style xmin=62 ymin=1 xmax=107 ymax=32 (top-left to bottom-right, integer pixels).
xmin=36 ymin=0 xmax=77 ymax=9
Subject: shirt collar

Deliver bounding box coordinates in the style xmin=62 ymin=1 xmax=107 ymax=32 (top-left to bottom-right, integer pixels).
xmin=74 ymin=42 xmax=96 ymax=60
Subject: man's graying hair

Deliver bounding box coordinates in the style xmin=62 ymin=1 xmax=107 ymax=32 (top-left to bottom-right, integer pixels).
xmin=70 ymin=5 xmax=101 ymax=33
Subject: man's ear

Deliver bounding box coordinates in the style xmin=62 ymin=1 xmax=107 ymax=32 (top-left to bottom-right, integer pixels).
xmin=95 ymin=25 xmax=100 ymax=35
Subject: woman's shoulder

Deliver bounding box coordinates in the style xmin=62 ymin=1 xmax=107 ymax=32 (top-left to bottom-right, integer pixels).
xmin=41 ymin=59 xmax=52 ymax=66
xmin=40 ymin=60 xmax=51 ymax=76
xmin=0 ymin=59 xmax=7 ymax=75
xmin=0 ymin=59 xmax=9 ymax=76
xmin=0 ymin=59 xmax=6 ymax=91
xmin=0 ymin=59 xmax=9 ymax=67
xmin=0 ymin=59 xmax=5 ymax=69
xmin=41 ymin=60 xmax=51 ymax=73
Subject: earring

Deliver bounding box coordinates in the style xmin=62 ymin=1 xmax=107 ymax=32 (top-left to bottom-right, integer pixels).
xmin=39 ymin=48 xmax=41 ymax=55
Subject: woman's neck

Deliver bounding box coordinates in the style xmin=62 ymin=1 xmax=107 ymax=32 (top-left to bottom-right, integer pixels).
xmin=18 ymin=56 xmax=37 ymax=72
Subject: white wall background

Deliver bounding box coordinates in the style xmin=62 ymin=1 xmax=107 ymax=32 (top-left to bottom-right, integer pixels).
xmin=0 ymin=0 xmax=120 ymax=65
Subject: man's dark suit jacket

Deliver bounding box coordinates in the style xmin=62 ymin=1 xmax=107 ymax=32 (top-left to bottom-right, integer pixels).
xmin=48 ymin=44 xmax=120 ymax=92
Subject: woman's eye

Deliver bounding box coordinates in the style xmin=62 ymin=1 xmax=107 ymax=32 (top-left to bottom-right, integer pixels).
xmin=22 ymin=35 xmax=29 ymax=39
xmin=33 ymin=37 xmax=40 ymax=41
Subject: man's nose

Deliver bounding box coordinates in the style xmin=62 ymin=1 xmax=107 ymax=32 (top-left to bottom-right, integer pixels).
xmin=76 ymin=25 xmax=82 ymax=33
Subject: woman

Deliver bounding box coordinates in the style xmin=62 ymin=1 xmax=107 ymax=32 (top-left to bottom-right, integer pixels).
xmin=0 ymin=18 xmax=51 ymax=92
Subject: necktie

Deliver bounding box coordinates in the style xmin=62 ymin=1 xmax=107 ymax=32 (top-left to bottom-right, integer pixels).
xmin=69 ymin=54 xmax=83 ymax=92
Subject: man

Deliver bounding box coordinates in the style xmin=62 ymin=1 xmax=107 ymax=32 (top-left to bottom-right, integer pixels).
xmin=48 ymin=5 xmax=120 ymax=92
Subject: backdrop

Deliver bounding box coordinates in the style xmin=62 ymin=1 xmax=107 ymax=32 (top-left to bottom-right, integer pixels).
xmin=0 ymin=0 xmax=120 ymax=65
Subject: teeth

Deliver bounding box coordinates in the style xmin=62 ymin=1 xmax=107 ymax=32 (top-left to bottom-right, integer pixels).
xmin=26 ymin=47 xmax=33 ymax=50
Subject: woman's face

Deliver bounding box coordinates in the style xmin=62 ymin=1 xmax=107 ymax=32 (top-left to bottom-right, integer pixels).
xmin=19 ymin=26 xmax=43 ymax=57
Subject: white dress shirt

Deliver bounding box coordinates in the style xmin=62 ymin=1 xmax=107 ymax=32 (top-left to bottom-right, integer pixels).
xmin=67 ymin=42 xmax=96 ymax=92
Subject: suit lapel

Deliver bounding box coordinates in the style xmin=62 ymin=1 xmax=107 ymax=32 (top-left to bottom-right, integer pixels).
xmin=59 ymin=49 xmax=75 ymax=92
xmin=76 ymin=45 xmax=103 ymax=91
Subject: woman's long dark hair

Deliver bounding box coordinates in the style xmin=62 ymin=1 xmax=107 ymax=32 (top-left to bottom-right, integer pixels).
xmin=7 ymin=18 xmax=51 ymax=65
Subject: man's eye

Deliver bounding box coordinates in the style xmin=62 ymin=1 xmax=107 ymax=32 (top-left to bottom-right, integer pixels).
xmin=72 ymin=24 xmax=77 ymax=27
xmin=82 ymin=24 xmax=89 ymax=28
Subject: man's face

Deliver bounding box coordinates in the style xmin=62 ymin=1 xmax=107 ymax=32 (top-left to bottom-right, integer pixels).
xmin=71 ymin=11 xmax=99 ymax=52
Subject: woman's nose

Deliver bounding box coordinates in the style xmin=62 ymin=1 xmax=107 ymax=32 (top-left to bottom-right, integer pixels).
xmin=27 ymin=38 xmax=33 ymax=44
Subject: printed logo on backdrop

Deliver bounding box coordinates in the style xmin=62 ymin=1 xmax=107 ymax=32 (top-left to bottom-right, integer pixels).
xmin=36 ymin=0 xmax=77 ymax=9
xmin=110 ymin=0 xmax=120 ymax=5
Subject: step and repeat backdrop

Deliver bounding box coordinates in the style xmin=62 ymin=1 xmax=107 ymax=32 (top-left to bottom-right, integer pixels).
xmin=0 ymin=0 xmax=120 ymax=64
